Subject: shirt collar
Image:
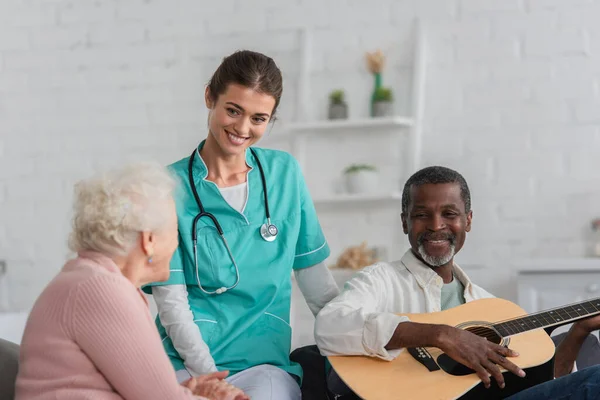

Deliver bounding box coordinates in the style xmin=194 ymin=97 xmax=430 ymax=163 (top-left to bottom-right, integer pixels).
xmin=192 ymin=139 xmax=256 ymax=180
xmin=400 ymin=249 xmax=474 ymax=291
xmin=77 ymin=251 xmax=121 ymax=274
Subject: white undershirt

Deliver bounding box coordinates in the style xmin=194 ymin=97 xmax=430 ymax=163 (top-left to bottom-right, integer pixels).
xmin=218 ymin=182 xmax=248 ymax=213
xmin=153 ymin=182 xmax=340 ymax=376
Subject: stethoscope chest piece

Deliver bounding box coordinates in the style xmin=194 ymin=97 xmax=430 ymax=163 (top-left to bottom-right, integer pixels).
xmin=260 ymin=222 xmax=278 ymax=242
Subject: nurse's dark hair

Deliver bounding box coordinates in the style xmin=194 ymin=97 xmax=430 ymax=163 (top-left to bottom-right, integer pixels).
xmin=207 ymin=50 xmax=283 ymax=119
xmin=401 ymin=166 xmax=471 ymax=214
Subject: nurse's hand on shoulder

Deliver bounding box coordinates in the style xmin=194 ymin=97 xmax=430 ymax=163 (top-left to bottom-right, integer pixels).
xmin=183 ymin=371 xmax=250 ymax=400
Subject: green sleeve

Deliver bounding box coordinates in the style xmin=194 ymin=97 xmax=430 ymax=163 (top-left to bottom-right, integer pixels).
xmin=292 ymin=160 xmax=330 ymax=270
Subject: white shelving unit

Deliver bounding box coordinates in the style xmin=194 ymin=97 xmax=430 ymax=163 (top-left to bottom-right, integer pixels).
xmin=264 ymin=20 xmax=427 ymax=259
xmin=282 ymin=116 xmax=414 ymax=133
xmin=285 ymin=19 xmax=427 ymax=201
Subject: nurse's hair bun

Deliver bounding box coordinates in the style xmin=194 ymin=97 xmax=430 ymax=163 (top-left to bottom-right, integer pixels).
xmin=68 ymin=162 xmax=176 ymax=257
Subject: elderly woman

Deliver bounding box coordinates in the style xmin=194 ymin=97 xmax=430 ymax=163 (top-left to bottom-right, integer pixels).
xmin=14 ymin=163 xmax=248 ymax=400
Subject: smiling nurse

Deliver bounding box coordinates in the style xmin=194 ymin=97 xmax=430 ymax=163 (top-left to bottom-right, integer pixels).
xmin=143 ymin=50 xmax=340 ymax=400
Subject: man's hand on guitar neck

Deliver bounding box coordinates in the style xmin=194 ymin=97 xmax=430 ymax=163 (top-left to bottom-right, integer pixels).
xmin=385 ymin=322 xmax=526 ymax=389
xmin=555 ymin=314 xmax=600 ymax=378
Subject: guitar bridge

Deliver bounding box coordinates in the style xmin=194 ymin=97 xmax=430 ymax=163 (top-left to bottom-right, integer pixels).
xmin=407 ymin=347 xmax=440 ymax=371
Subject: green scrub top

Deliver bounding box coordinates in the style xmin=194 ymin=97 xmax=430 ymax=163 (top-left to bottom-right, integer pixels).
xmin=143 ymin=141 xmax=330 ymax=381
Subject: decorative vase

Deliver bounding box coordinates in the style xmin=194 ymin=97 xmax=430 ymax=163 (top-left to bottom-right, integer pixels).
xmin=345 ymin=170 xmax=379 ymax=194
xmin=370 ymin=72 xmax=382 ymax=117
xmin=328 ymin=103 xmax=348 ymax=120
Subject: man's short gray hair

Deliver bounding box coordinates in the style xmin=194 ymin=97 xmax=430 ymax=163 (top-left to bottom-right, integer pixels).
xmin=68 ymin=162 xmax=176 ymax=257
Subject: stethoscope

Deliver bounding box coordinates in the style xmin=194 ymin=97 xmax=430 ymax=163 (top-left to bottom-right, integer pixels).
xmin=187 ymin=147 xmax=278 ymax=295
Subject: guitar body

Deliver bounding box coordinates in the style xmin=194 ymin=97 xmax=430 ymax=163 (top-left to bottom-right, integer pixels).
xmin=328 ymin=298 xmax=556 ymax=400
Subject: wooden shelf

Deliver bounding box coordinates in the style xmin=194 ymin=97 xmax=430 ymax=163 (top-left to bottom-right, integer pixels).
xmin=312 ymin=192 xmax=402 ymax=205
xmin=282 ymin=116 xmax=414 ymax=133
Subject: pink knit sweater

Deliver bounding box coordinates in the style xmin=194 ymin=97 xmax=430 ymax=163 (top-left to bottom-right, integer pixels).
xmin=15 ymin=252 xmax=202 ymax=400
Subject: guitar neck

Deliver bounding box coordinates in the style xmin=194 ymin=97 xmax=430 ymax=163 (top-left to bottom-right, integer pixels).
xmin=492 ymin=297 xmax=600 ymax=337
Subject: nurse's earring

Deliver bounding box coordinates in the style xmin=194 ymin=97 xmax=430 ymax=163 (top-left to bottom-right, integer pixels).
xmin=147 ymin=253 xmax=154 ymax=264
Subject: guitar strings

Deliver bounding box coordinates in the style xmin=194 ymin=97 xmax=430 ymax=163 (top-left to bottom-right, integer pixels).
xmin=491 ymin=298 xmax=600 ymax=326
xmin=461 ymin=296 xmax=600 ymax=338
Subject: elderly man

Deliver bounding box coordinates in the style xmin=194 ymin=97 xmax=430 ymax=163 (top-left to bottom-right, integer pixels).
xmin=315 ymin=166 xmax=600 ymax=400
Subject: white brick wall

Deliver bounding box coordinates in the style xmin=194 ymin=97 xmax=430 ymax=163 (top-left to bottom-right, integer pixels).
xmin=1 ymin=0 xmax=600 ymax=311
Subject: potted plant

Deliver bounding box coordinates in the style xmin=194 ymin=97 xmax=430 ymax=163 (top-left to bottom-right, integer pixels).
xmin=328 ymin=89 xmax=348 ymax=120
xmin=343 ymin=163 xmax=379 ymax=194
xmin=372 ymin=86 xmax=393 ymax=117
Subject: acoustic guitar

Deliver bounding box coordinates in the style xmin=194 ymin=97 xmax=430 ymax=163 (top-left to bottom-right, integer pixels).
xmin=328 ymin=297 xmax=600 ymax=400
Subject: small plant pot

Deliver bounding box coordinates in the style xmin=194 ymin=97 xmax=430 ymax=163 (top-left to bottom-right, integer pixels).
xmin=373 ymin=101 xmax=393 ymax=117
xmin=345 ymin=170 xmax=379 ymax=194
xmin=328 ymin=103 xmax=348 ymax=120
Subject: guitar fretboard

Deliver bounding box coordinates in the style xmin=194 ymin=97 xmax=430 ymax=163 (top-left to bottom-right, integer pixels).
xmin=493 ymin=298 xmax=600 ymax=337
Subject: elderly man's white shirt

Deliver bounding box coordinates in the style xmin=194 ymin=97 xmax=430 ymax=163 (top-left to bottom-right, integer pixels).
xmin=314 ymin=250 xmax=494 ymax=361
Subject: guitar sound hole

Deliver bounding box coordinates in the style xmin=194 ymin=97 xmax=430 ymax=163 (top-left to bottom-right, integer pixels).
xmin=437 ymin=326 xmax=503 ymax=376
xmin=466 ymin=326 xmax=502 ymax=344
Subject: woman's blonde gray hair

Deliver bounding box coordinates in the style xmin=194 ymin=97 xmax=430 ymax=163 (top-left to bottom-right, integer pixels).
xmin=68 ymin=162 xmax=176 ymax=256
